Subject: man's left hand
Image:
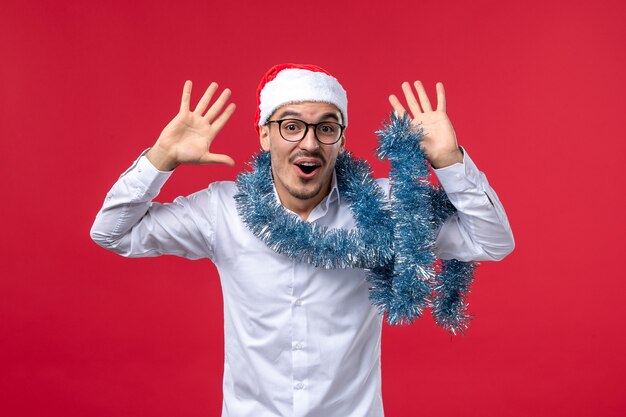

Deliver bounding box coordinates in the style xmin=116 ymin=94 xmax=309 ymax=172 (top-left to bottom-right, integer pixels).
xmin=389 ymin=81 xmax=463 ymax=169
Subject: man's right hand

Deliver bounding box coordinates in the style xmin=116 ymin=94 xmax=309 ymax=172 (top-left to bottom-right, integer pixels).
xmin=147 ymin=81 xmax=236 ymax=171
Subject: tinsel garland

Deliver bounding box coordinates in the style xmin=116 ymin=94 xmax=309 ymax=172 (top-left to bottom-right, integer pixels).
xmin=234 ymin=152 xmax=394 ymax=270
xmin=234 ymin=114 xmax=477 ymax=334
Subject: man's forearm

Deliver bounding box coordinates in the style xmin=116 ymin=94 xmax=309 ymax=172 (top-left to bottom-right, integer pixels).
xmin=90 ymin=154 xmax=172 ymax=255
xmin=433 ymin=148 xmax=515 ymax=261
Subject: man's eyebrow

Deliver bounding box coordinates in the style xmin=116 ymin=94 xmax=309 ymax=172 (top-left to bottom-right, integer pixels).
xmin=276 ymin=110 xmax=303 ymax=119
xmin=276 ymin=110 xmax=341 ymax=123
xmin=318 ymin=112 xmax=340 ymax=123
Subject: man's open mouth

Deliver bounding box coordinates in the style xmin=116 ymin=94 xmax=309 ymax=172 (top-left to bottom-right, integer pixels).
xmin=293 ymin=159 xmax=322 ymax=177
xmin=297 ymin=162 xmax=319 ymax=174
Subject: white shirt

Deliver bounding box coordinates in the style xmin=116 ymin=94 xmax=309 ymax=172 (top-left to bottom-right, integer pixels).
xmin=90 ymin=149 xmax=514 ymax=417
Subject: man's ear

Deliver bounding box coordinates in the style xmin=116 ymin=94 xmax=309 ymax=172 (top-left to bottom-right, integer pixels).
xmin=339 ymin=134 xmax=346 ymax=154
xmin=259 ymin=125 xmax=271 ymax=151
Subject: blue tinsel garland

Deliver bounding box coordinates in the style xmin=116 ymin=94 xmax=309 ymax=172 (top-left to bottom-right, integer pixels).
xmin=234 ymin=114 xmax=477 ymax=334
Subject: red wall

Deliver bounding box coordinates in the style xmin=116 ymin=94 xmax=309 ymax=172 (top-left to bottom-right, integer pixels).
xmin=2 ymin=1 xmax=625 ymax=416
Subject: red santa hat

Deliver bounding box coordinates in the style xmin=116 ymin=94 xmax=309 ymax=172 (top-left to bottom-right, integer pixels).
xmin=255 ymin=63 xmax=348 ymax=132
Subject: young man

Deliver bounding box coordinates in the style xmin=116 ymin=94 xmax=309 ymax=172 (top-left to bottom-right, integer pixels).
xmin=91 ymin=63 xmax=514 ymax=417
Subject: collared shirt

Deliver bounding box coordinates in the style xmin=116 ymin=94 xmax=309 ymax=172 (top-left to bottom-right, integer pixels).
xmin=90 ymin=149 xmax=514 ymax=417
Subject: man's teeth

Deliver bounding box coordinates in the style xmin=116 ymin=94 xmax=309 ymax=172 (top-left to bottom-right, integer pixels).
xmin=297 ymin=162 xmax=319 ymax=174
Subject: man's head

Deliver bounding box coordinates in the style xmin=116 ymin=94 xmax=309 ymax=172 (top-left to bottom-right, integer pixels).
xmin=255 ymin=64 xmax=348 ymax=216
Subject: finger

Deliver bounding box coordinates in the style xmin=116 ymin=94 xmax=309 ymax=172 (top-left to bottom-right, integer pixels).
xmin=401 ymin=81 xmax=423 ymax=116
xmin=388 ymin=94 xmax=407 ymax=117
xmin=204 ymin=88 xmax=232 ymax=123
xmin=414 ymin=80 xmax=432 ymax=112
xmin=180 ymin=80 xmax=192 ymax=113
xmin=436 ymin=82 xmax=446 ymax=112
xmin=193 ymin=82 xmax=219 ymax=115
xmin=208 ymin=102 xmax=237 ymax=137
xmin=200 ymin=152 xmax=235 ymax=166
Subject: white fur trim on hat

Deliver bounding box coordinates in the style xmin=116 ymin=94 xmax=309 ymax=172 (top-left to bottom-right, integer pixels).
xmin=258 ymin=68 xmax=348 ymax=127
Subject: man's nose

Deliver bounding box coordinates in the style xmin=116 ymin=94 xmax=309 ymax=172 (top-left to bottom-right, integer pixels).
xmin=298 ymin=126 xmax=319 ymax=151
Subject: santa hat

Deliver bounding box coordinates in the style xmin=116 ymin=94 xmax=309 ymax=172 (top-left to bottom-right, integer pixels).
xmin=255 ymin=63 xmax=348 ymax=132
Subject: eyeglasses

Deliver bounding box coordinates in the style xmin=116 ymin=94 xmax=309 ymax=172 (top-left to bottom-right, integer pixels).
xmin=266 ymin=119 xmax=345 ymax=145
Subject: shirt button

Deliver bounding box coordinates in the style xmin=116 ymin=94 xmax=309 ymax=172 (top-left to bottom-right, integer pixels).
xmin=294 ymin=299 xmax=302 ymax=306
xmin=138 ymin=168 xmax=143 ymax=173
xmin=294 ymin=382 xmax=305 ymax=390
xmin=293 ymin=343 xmax=304 ymax=350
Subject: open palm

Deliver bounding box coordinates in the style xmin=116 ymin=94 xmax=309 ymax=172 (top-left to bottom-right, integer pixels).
xmin=148 ymin=81 xmax=236 ymax=171
xmin=389 ymin=81 xmax=462 ymax=168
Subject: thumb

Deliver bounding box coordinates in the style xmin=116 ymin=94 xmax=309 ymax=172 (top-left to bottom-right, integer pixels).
xmin=199 ymin=152 xmax=235 ymax=166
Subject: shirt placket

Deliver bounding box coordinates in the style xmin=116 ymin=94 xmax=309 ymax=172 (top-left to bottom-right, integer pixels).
xmin=291 ymin=260 xmax=309 ymax=416
xmin=283 ymin=187 xmax=333 ymax=416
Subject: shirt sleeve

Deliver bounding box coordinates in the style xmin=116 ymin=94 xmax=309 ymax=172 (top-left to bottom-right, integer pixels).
xmin=90 ymin=153 xmax=216 ymax=260
xmin=433 ymin=148 xmax=515 ymax=261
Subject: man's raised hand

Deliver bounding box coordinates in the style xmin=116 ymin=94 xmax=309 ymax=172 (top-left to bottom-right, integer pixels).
xmin=389 ymin=81 xmax=463 ymax=169
xmin=147 ymin=81 xmax=236 ymax=171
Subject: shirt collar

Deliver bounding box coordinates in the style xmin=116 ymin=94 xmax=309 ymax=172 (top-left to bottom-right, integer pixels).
xmin=271 ymin=169 xmax=342 ymax=220
xmin=309 ymin=170 xmax=340 ymax=221
xmin=327 ymin=169 xmax=341 ymax=205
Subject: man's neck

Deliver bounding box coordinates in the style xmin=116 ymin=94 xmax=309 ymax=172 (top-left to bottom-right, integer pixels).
xmin=274 ymin=181 xmax=332 ymax=221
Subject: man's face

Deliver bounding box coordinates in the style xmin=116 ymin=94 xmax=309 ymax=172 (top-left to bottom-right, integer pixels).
xmin=259 ymin=101 xmax=345 ymax=214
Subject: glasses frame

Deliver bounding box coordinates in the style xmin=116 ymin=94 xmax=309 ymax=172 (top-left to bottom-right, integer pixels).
xmin=266 ymin=119 xmax=345 ymax=145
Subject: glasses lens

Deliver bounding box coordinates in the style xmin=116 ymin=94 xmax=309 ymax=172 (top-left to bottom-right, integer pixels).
xmin=280 ymin=119 xmax=306 ymax=141
xmin=316 ymin=122 xmax=342 ymax=144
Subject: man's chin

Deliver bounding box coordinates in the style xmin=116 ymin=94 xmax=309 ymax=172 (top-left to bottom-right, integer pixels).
xmin=287 ymin=183 xmax=324 ymax=201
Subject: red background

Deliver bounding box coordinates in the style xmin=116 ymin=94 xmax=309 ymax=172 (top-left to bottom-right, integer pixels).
xmin=2 ymin=1 xmax=625 ymax=416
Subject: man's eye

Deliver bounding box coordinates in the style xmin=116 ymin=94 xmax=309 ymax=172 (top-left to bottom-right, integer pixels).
xmin=318 ymin=124 xmax=336 ymax=134
xmin=284 ymin=123 xmax=301 ymax=131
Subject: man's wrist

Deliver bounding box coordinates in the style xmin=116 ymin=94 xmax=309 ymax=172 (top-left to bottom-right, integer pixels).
xmin=146 ymin=145 xmax=178 ymax=172
xmin=430 ymin=148 xmax=464 ymax=169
